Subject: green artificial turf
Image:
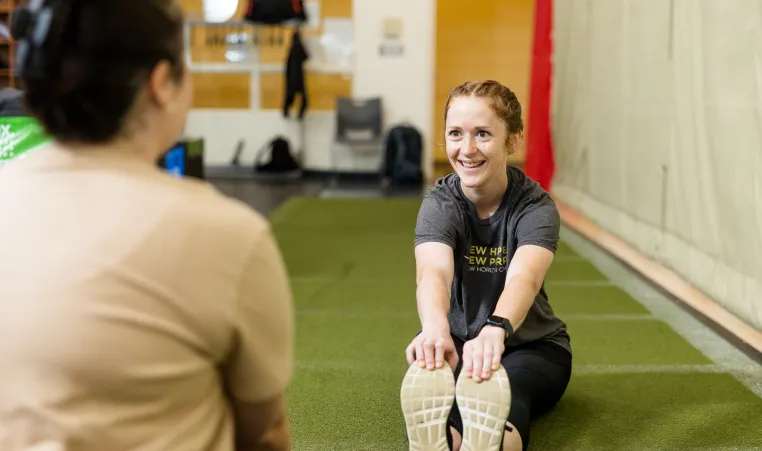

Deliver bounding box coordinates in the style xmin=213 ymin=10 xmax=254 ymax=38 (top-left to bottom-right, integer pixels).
xmin=531 ymin=373 xmax=762 ymax=450
xmin=565 ymin=318 xmax=713 ymax=365
xmin=546 ymin=260 xmax=609 ymax=281
xmin=546 ymin=285 xmax=651 ymax=315
xmin=555 ymin=241 xmax=580 ymax=257
xmin=271 ymin=197 xmax=762 ymax=450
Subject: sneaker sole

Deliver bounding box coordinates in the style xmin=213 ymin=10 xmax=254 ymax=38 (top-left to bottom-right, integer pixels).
xmin=456 ymin=365 xmax=511 ymax=451
xmin=400 ymin=364 xmax=456 ymax=451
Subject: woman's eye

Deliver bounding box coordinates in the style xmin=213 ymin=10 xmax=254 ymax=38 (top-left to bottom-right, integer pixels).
xmin=476 ymin=130 xmax=491 ymax=138
xmin=448 ymin=130 xmax=461 ymax=137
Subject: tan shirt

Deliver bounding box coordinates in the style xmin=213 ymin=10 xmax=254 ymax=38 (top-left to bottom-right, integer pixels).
xmin=0 ymin=145 xmax=294 ymax=451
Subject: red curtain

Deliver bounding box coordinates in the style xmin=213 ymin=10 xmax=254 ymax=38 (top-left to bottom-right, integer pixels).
xmin=523 ymin=0 xmax=554 ymax=192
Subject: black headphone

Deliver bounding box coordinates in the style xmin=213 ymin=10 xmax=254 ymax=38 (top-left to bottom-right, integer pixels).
xmin=11 ymin=0 xmax=73 ymax=79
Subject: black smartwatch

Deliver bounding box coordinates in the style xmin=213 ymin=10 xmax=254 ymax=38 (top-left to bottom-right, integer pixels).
xmin=482 ymin=315 xmax=514 ymax=340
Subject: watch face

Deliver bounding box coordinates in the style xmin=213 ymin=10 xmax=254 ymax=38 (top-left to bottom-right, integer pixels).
xmin=489 ymin=316 xmax=507 ymax=326
xmin=488 ymin=317 xmax=505 ymax=328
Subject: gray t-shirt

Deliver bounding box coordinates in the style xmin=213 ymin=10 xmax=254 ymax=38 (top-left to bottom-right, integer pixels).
xmin=414 ymin=166 xmax=571 ymax=353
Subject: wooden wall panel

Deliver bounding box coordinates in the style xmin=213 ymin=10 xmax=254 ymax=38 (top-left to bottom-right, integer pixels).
xmin=259 ymin=72 xmax=351 ymax=111
xmin=258 ymin=26 xmax=293 ymax=64
xmin=259 ymin=73 xmax=285 ymax=110
xmin=320 ymin=0 xmax=352 ymax=18
xmin=179 ymin=0 xmax=203 ymax=18
xmin=433 ymin=0 xmax=535 ymax=172
xmin=189 ymin=25 xmax=294 ymax=64
xmin=190 ymin=25 xmax=245 ymax=63
xmin=304 ymin=73 xmax=352 ymax=110
xmin=192 ymin=72 xmax=251 ymax=109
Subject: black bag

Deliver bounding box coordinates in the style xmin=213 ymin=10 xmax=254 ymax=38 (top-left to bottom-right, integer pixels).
xmin=254 ymin=136 xmax=300 ymax=173
xmin=245 ymin=0 xmax=307 ymax=25
xmin=383 ymin=124 xmax=423 ymax=185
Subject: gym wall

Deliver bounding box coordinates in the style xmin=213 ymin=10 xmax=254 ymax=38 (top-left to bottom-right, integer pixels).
xmin=179 ymin=0 xmax=435 ymax=179
xmin=551 ymin=0 xmax=762 ymax=331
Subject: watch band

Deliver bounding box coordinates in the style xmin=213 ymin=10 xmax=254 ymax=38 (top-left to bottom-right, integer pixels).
xmin=484 ymin=315 xmax=514 ymax=339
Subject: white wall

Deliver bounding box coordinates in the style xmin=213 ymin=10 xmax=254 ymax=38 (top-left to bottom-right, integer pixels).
xmin=551 ymin=0 xmax=762 ymax=330
xmin=352 ymin=0 xmax=435 ymax=178
xmin=185 ymin=0 xmax=435 ymax=178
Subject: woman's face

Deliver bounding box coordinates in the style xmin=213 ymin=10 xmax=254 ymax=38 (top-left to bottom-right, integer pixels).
xmin=445 ymin=95 xmax=509 ymax=189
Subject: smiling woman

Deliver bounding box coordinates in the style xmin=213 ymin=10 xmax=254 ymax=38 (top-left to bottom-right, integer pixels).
xmin=444 ymin=80 xmax=525 ymax=212
xmin=400 ymin=80 xmax=572 ymax=451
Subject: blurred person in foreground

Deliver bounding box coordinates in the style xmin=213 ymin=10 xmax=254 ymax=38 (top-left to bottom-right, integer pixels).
xmin=0 ymin=1 xmax=294 ymax=450
xmin=401 ymin=80 xmax=572 ymax=451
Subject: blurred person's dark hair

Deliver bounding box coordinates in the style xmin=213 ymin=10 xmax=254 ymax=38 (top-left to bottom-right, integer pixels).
xmin=11 ymin=0 xmax=185 ymax=144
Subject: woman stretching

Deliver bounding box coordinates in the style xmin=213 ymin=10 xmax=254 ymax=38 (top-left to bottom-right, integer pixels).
xmin=401 ymin=80 xmax=573 ymax=451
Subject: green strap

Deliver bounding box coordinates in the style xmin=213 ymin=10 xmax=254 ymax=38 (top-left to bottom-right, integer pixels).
xmin=0 ymin=117 xmax=51 ymax=167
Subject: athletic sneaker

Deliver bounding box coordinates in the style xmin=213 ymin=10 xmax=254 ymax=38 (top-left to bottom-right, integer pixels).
xmin=455 ymin=365 xmax=512 ymax=451
xmin=400 ymin=363 xmax=456 ymax=451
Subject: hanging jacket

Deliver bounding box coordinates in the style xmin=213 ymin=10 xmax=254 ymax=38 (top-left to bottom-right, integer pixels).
xmin=283 ymin=29 xmax=309 ymax=119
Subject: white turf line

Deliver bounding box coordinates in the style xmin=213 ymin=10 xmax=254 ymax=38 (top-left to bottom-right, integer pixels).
xmin=560 ymin=226 xmax=762 ymax=399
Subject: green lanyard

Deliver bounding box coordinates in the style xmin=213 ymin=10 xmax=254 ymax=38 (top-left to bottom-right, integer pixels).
xmin=0 ymin=117 xmax=51 ymax=169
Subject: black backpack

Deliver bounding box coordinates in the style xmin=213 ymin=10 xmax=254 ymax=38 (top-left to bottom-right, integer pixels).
xmin=383 ymin=124 xmax=423 ymax=185
xmin=254 ymin=136 xmax=300 ymax=173
xmin=245 ymin=0 xmax=307 ymax=25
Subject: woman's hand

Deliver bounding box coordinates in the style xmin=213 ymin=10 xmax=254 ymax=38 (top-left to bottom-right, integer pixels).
xmin=462 ymin=326 xmax=506 ymax=382
xmin=406 ymin=328 xmax=459 ymax=372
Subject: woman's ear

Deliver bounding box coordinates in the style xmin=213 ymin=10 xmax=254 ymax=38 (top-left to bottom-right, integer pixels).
xmin=147 ymin=60 xmax=176 ymax=109
xmin=507 ymin=132 xmax=524 ymax=154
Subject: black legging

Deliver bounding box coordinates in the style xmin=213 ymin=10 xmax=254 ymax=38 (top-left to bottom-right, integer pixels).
xmin=447 ymin=334 xmax=572 ymax=450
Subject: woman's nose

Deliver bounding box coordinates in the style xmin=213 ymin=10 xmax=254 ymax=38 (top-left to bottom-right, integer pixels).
xmin=461 ymin=136 xmax=478 ymax=155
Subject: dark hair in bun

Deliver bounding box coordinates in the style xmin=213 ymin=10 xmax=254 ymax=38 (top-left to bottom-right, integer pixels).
xmin=13 ymin=0 xmax=185 ymax=144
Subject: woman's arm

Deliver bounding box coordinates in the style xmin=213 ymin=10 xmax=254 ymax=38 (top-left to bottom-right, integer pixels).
xmin=461 ymin=195 xmax=560 ymax=382
xmin=492 ymin=244 xmax=555 ymax=330
xmin=461 ymin=245 xmax=555 ymax=382
xmin=494 ymin=194 xmax=560 ymax=331
xmin=225 ymin=227 xmax=295 ymax=451
xmin=414 ymin=242 xmax=455 ymax=333
xmin=409 ymin=188 xmax=462 ymax=370
xmin=406 ymin=241 xmax=459 ymax=371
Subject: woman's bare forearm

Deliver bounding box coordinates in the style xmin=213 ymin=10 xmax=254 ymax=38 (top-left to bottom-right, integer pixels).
xmin=416 ymin=269 xmax=451 ymax=333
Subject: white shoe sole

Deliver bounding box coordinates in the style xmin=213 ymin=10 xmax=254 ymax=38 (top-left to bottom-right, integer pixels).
xmin=400 ymin=364 xmax=456 ymax=451
xmin=456 ymin=366 xmax=511 ymax=451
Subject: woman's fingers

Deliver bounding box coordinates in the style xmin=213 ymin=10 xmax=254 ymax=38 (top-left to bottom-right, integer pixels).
xmin=415 ymin=339 xmax=425 ymax=368
xmin=492 ymin=343 xmax=502 ymax=371
xmin=423 ymin=339 xmax=436 ymax=369
xmin=462 ymin=338 xmax=504 ymax=382
xmin=481 ymin=346 xmax=493 ymax=380
xmin=405 ymin=341 xmax=415 ymax=365
xmin=434 ymin=340 xmax=445 ymax=369
xmin=471 ymin=343 xmax=484 ymax=382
